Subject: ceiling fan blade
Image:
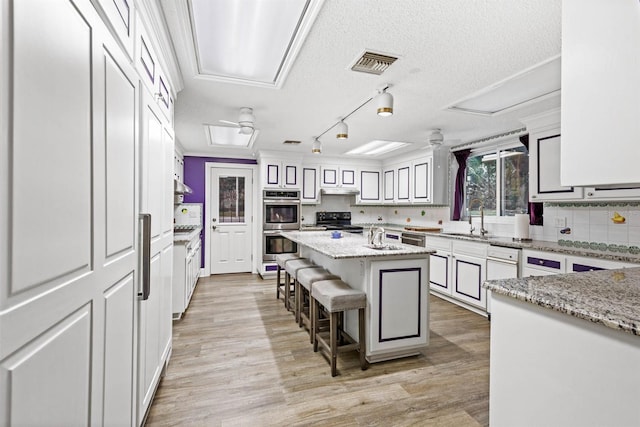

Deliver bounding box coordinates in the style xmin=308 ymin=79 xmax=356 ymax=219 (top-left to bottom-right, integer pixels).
xmin=219 ymin=119 xmax=239 ymax=126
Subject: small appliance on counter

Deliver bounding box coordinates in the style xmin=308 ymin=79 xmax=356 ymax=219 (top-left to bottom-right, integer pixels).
xmin=174 ymin=203 xmax=203 ymax=235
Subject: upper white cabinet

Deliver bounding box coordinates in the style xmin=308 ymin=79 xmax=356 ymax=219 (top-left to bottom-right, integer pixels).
xmin=381 ymin=148 xmax=449 ymax=205
xmin=561 ymin=0 xmax=640 ymax=187
xmin=357 ymin=168 xmax=381 ymax=204
xmin=522 ymin=109 xmax=583 ymax=201
xmin=301 ymin=166 xmax=320 ymax=203
xmin=320 ymin=165 xmax=356 ymax=188
xmin=95 ymin=0 xmax=135 ymax=58
xmin=262 ymin=160 xmax=301 ymax=189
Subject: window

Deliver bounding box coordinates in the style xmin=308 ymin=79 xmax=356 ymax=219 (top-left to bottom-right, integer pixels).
xmin=218 ymin=176 xmax=245 ymax=222
xmin=465 ymin=143 xmax=528 ymax=217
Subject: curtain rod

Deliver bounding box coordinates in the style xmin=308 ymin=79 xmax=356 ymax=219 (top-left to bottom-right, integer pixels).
xmin=450 ymin=127 xmax=527 ymax=152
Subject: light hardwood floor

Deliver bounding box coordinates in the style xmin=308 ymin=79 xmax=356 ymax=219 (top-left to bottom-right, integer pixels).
xmin=146 ymin=273 xmax=490 ymax=426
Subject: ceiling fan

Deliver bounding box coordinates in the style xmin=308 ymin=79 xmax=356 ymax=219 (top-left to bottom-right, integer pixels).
xmin=219 ymin=107 xmax=256 ymax=135
xmin=426 ymin=128 xmax=459 ymax=147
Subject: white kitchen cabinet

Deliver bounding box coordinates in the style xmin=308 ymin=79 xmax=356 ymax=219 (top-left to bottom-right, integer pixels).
xmin=357 ymin=168 xmax=381 ymax=203
xmin=567 ymin=255 xmax=638 ymax=272
xmin=383 ymin=168 xmax=395 ymax=203
xmin=95 ymin=0 xmax=135 ymax=58
xmin=561 ymin=0 xmax=640 ymax=187
xmin=412 ymin=157 xmax=431 ymax=203
xmin=382 ymin=148 xmax=448 ymax=205
xmin=174 ymin=151 xmax=184 ymax=182
xmin=321 ymin=165 xmax=356 ymax=188
xmin=397 ymin=164 xmax=411 ymax=202
xmin=262 ymin=160 xmax=301 ymax=188
xmin=522 ymin=249 xmax=565 ymax=277
xmin=583 ymin=186 xmax=640 ymax=200
xmin=172 ymin=232 xmax=201 ymax=319
xmin=426 ymin=236 xmax=453 ymax=296
xmin=451 ymin=241 xmax=487 ymax=310
xmin=301 ymin=166 xmax=320 ymax=203
xmin=521 ymin=109 xmax=583 ymax=202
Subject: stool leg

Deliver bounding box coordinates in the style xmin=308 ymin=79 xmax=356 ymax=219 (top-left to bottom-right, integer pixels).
xmin=330 ymin=311 xmax=338 ymax=377
xmin=308 ymin=294 xmax=314 ymax=344
xmin=284 ymin=272 xmax=292 ymax=311
xmin=358 ymin=307 xmax=368 ymax=371
xmin=276 ymin=266 xmax=281 ymax=300
xmin=313 ymin=299 xmax=319 ymax=352
xmin=294 ymin=280 xmax=300 ymax=323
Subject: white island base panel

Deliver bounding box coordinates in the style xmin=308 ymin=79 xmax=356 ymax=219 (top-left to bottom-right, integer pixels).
xmin=302 ymin=249 xmax=429 ymax=363
xmin=489 ymin=293 xmax=640 ymax=427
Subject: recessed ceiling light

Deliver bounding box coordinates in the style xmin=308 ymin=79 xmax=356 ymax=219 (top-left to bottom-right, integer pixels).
xmin=188 ymin=0 xmax=324 ymax=88
xmin=205 ymin=125 xmax=258 ymax=149
xmin=345 ymin=140 xmax=408 ymax=156
xmin=446 ymin=55 xmax=561 ymax=116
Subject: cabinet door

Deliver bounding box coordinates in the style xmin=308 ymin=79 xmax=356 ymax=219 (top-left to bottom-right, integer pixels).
xmin=452 ymin=253 xmax=486 ymax=309
xmin=341 ymin=168 xmax=356 ymax=186
xmin=561 ymin=0 xmax=640 ymax=186
xmin=264 ymin=162 xmax=281 ymax=187
xmin=397 ymin=166 xmax=410 ymax=202
xmin=358 ymin=170 xmax=380 ymax=203
xmin=321 ymin=166 xmax=339 ymax=187
xmin=283 ymin=163 xmax=299 ymax=187
xmin=383 ymin=169 xmax=394 ymax=203
xmin=302 ymin=167 xmax=319 ymax=203
xmin=413 ymin=159 xmax=431 ymax=202
xmin=429 ymin=251 xmax=451 ymax=295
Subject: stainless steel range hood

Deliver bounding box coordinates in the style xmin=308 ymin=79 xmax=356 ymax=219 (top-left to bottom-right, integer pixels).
xmin=174 ymin=179 xmax=193 ymax=195
xmin=320 ymin=187 xmax=360 ymax=196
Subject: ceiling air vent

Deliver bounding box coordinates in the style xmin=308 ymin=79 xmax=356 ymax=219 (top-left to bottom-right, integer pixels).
xmin=283 ymin=140 xmax=301 ymax=145
xmin=351 ymin=51 xmax=398 ymax=75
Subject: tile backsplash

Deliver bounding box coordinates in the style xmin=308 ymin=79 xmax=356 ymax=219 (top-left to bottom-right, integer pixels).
xmin=543 ymin=202 xmax=640 ymax=253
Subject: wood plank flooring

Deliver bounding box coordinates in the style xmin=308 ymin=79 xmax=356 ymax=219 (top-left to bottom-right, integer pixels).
xmin=146 ymin=273 xmax=490 ymax=426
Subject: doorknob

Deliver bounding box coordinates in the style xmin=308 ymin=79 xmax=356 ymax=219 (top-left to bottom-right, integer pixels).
xmin=212 ymin=218 xmax=217 ymax=222
xmin=212 ymin=225 xmax=217 ymax=230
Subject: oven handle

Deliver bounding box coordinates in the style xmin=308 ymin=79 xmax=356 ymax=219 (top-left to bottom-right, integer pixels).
xmin=486 ymin=256 xmax=519 ymax=266
xmin=263 ymin=230 xmax=284 ymax=234
xmin=263 ymin=199 xmax=300 ymax=204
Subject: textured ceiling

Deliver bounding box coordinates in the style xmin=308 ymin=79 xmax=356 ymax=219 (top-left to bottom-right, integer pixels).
xmin=160 ymin=0 xmax=562 ymax=160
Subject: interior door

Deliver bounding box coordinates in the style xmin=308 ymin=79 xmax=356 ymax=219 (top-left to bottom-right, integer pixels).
xmin=210 ymin=167 xmax=253 ymax=274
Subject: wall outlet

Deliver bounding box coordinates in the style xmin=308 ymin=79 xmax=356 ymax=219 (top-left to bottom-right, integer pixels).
xmin=554 ymin=217 xmax=566 ymax=227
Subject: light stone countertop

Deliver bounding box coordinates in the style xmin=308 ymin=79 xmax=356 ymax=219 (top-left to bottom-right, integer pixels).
xmin=173 ymin=228 xmax=201 ymax=243
xmin=281 ymin=230 xmax=434 ymax=259
xmin=484 ymin=267 xmax=640 ymax=336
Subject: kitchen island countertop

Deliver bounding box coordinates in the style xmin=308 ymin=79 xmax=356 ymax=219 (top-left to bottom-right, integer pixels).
xmin=280 ymin=230 xmax=434 ymax=259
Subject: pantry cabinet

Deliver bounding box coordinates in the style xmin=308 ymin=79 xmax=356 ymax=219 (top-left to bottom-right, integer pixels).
xmin=561 ymin=0 xmax=640 ymax=187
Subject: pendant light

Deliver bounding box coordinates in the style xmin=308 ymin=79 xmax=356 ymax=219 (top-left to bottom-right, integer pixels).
xmin=376 ymin=89 xmax=393 ymax=117
xmin=311 ymin=138 xmax=322 ymax=154
xmin=336 ymin=120 xmax=348 ymax=139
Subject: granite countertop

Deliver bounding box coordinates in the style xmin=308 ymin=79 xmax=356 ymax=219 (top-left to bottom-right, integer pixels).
xmin=484 ymin=267 xmax=640 ymax=336
xmin=173 ymin=227 xmax=201 ymax=243
xmin=281 ymin=230 xmax=435 ymax=259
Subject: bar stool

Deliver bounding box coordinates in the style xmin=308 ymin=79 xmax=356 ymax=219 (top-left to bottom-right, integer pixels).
xmin=312 ymin=279 xmax=368 ymax=377
xmin=284 ymin=258 xmax=316 ymax=314
xmin=275 ymin=254 xmax=301 ymax=305
xmin=296 ymin=267 xmax=340 ymax=342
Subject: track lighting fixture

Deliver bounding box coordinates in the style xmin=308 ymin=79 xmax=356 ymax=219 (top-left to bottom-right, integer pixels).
xmin=336 ymin=120 xmax=348 ymax=139
xmin=376 ymin=89 xmax=393 ymax=117
xmin=311 ymin=138 xmax=322 ymax=154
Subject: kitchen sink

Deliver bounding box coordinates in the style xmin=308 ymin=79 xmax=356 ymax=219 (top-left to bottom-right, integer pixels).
xmin=365 ymin=244 xmax=403 ymax=251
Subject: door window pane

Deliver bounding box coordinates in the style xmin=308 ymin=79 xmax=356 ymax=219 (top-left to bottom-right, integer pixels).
xmin=219 ymin=176 xmax=245 ymax=222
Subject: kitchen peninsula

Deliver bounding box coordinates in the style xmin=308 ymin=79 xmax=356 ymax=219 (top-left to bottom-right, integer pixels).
xmin=484 ymin=267 xmax=640 ymax=426
xmin=281 ymin=230 xmax=434 ymax=362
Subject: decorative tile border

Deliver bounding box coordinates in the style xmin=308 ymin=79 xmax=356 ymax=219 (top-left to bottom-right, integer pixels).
xmin=545 ymin=202 xmax=640 ymax=208
xmin=558 ymin=239 xmax=640 ymax=254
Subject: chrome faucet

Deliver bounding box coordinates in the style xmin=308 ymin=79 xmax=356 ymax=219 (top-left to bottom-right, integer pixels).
xmin=369 ymin=225 xmax=385 ymax=247
xmin=468 ymin=214 xmax=475 ymax=234
xmin=480 ymin=206 xmax=488 ymax=237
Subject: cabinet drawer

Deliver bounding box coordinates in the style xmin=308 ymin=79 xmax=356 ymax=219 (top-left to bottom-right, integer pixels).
xmin=522 ymin=250 xmax=565 ymax=274
xmin=526 ymin=256 xmax=562 ymax=271
xmin=426 ymin=236 xmax=451 ymax=251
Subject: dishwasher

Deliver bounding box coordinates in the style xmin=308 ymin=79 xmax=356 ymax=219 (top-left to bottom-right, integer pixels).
xmin=485 ymin=246 xmax=520 ymax=316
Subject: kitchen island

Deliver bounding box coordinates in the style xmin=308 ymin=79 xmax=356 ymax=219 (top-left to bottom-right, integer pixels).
xmin=281 ymin=230 xmax=434 ymax=362
xmin=484 ymin=267 xmax=640 ymax=427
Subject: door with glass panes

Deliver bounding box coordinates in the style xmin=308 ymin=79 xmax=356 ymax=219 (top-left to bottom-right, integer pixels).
xmin=210 ymin=167 xmax=253 ymax=273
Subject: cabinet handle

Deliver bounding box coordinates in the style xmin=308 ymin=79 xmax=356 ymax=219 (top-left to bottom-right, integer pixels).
xmin=531 ymin=195 xmax=537 ymax=199
xmin=587 ymin=192 xmax=594 ymax=196
xmin=139 ymin=213 xmax=151 ymax=301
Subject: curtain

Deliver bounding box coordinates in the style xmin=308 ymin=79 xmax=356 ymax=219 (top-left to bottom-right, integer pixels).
xmin=452 ymin=149 xmax=471 ymax=220
xmin=519 ymin=134 xmax=544 ymax=225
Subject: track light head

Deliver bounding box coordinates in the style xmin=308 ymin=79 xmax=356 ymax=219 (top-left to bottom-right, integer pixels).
xmin=336 ymin=121 xmax=348 ymax=139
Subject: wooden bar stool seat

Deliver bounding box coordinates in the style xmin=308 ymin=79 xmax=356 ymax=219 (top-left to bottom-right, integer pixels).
xmin=311 ymin=279 xmax=368 ymax=377
xmin=275 ymin=254 xmax=301 ymax=305
xmin=284 ymin=258 xmax=316 ymax=314
xmin=296 ymin=267 xmax=340 ymax=341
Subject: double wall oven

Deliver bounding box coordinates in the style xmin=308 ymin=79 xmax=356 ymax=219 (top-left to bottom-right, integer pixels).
xmin=263 ymin=189 xmax=300 ymax=261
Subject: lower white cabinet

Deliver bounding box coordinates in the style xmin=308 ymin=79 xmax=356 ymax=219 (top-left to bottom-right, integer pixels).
xmin=523 ymin=249 xmax=638 ymax=276
xmin=172 ymin=232 xmax=201 ymax=319
xmin=427 ymin=237 xmax=488 ymax=313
